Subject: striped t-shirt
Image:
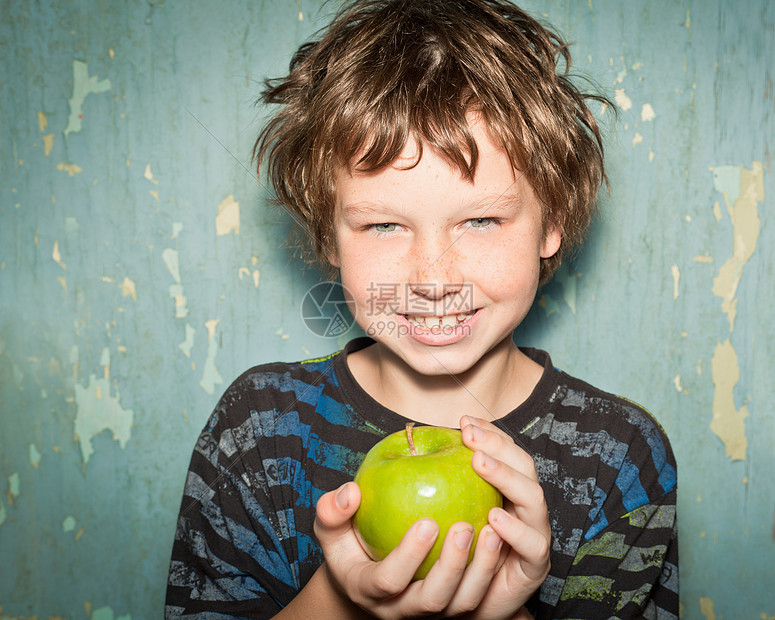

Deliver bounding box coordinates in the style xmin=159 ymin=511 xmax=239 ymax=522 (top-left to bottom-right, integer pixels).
xmin=166 ymin=337 xmax=678 ymax=618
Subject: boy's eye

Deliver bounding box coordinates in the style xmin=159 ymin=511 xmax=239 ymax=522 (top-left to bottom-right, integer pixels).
xmin=468 ymin=217 xmax=494 ymax=228
xmin=373 ymin=223 xmax=398 ymax=233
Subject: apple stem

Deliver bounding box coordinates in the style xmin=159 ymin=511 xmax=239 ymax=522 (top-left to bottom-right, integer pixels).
xmin=406 ymin=423 xmax=418 ymax=456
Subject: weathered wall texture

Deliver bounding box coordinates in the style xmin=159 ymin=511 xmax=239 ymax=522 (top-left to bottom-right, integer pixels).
xmin=0 ymin=1 xmax=772 ymax=618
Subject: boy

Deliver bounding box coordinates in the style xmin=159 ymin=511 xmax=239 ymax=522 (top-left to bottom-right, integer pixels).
xmin=166 ymin=1 xmax=678 ymax=618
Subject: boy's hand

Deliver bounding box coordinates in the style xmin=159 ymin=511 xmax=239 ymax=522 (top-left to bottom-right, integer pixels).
xmin=313 ymin=416 xmax=549 ymax=619
xmin=314 ymin=479 xmax=506 ymax=619
xmin=458 ymin=415 xmax=552 ymax=619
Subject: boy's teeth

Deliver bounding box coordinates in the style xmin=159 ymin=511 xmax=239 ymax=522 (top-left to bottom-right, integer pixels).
xmin=406 ymin=311 xmax=474 ymax=329
xmin=440 ymin=315 xmax=457 ymax=328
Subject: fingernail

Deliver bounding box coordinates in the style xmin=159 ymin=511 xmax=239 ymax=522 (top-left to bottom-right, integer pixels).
xmin=491 ymin=507 xmax=509 ymax=524
xmin=485 ymin=529 xmax=503 ymax=552
xmin=478 ymin=451 xmax=497 ymax=469
xmin=455 ymin=528 xmax=474 ymax=551
xmin=336 ymin=484 xmax=349 ymax=510
xmin=470 ymin=424 xmax=485 ymax=442
xmin=417 ymin=520 xmax=438 ymax=542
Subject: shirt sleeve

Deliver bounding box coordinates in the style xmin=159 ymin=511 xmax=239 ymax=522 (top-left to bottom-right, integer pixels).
xmin=548 ymin=392 xmax=680 ymax=620
xmin=165 ymin=399 xmax=311 ymax=618
xmin=552 ymin=488 xmax=679 ymax=618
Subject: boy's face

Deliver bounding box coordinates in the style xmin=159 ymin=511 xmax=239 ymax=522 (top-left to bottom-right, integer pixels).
xmin=331 ymin=119 xmax=560 ymax=377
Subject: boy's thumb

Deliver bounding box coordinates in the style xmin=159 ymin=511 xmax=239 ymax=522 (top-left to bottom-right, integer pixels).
xmin=335 ymin=481 xmax=354 ymax=511
xmin=315 ymin=482 xmax=361 ymax=532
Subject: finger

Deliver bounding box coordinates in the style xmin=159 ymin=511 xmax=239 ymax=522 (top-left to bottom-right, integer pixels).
xmin=445 ymin=525 xmax=503 ymax=614
xmin=359 ymin=518 xmax=440 ymax=600
xmin=460 ymin=415 xmax=514 ymax=442
xmin=471 ymin=450 xmax=549 ymax=534
xmin=314 ymin=482 xmax=361 ymax=544
xmin=411 ymin=522 xmax=475 ymax=611
xmin=459 ymin=414 xmax=520 ymax=439
xmin=489 ymin=507 xmax=551 ymax=581
xmin=460 ymin=416 xmax=538 ymax=481
xmin=374 ymin=523 xmax=473 ymax=618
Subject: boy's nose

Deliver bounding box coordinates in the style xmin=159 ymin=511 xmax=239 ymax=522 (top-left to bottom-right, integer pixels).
xmin=408 ymin=236 xmax=464 ymax=300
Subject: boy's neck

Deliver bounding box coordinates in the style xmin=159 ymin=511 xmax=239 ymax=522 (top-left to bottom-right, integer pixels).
xmin=346 ymin=338 xmax=544 ymax=428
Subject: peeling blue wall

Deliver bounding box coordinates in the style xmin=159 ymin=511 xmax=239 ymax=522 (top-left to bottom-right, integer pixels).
xmin=1 ymin=1 xmax=772 ymax=618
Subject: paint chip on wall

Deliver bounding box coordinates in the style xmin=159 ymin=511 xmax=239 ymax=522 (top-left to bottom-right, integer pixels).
xmin=57 ymin=162 xmax=83 ymax=176
xmin=710 ymin=163 xmax=763 ymax=331
xmin=614 ymin=89 xmax=632 ymax=111
xmin=144 ymin=164 xmax=159 ymax=185
xmin=52 ymin=242 xmax=67 ymax=269
xmin=64 ymin=60 xmax=112 ymax=138
xmin=162 ymin=248 xmax=189 ymax=317
xmin=43 ymin=133 xmax=55 ymax=156
xmin=216 ymin=194 xmax=240 ymax=236
xmin=90 ymin=606 xmax=132 ymax=620
xmin=121 ymin=277 xmax=137 ymax=301
xmin=557 ymin=265 xmax=577 ymax=314
xmin=200 ymin=319 xmax=223 ymax=394
xmin=711 ymin=339 xmax=748 ymax=461
xmin=170 ymin=284 xmax=189 ymax=318
xmin=74 ymin=375 xmax=134 ymax=464
xmin=162 ymin=249 xmax=181 ymax=283
xmin=238 ymin=266 xmax=261 ymax=288
xmin=641 ymin=103 xmax=656 ymax=122
xmin=179 ymin=323 xmax=195 ymax=357
xmin=8 ymin=472 xmax=20 ymax=501
xmin=29 ymin=443 xmax=41 ymax=468
xmin=699 ymin=597 xmax=716 ymax=620
xmin=671 ymin=264 xmax=680 ymax=299
xmin=537 ymin=294 xmax=560 ymax=316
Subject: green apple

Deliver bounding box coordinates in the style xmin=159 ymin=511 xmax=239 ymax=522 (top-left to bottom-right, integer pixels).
xmin=353 ymin=423 xmax=503 ymax=580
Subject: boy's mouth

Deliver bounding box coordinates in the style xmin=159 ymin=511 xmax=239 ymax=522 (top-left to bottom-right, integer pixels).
xmin=403 ymin=310 xmax=476 ymax=330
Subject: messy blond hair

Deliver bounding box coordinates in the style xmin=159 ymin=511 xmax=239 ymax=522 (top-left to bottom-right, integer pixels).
xmin=254 ymin=0 xmax=609 ymax=284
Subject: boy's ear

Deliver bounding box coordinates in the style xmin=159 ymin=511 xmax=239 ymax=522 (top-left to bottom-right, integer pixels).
xmin=540 ymin=223 xmax=562 ymax=259
xmin=325 ymin=246 xmax=341 ymax=269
